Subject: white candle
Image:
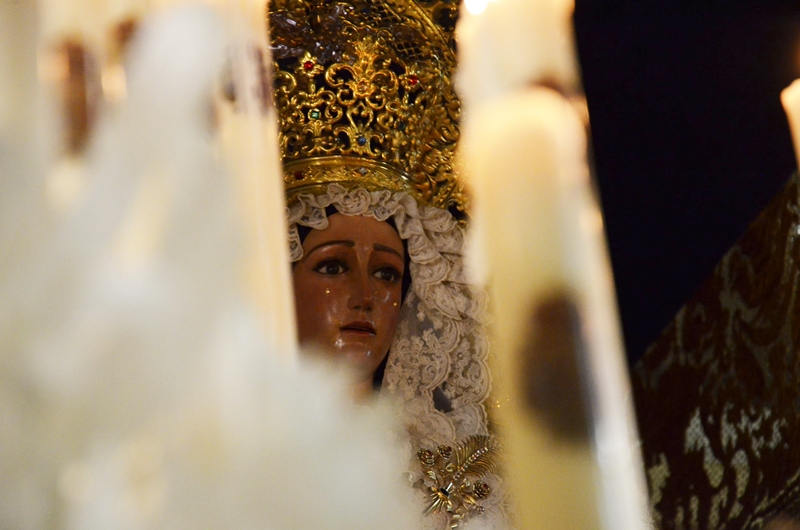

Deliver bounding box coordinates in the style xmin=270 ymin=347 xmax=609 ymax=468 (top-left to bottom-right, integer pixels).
xmin=457 ymin=0 xmax=650 ymax=526
xmin=781 ymin=79 xmax=800 ymax=169
xmin=456 ymin=0 xmax=578 ymax=112
xmin=464 ymin=87 xmax=601 ymax=530
xmin=38 ymin=0 xmax=105 ymax=52
xmin=106 ymin=0 xmax=151 ymax=24
xmin=461 ymin=87 xmax=650 ymax=530
xmin=0 ymin=0 xmax=39 ymax=157
xmin=217 ymin=1 xmax=299 ymax=362
xmin=0 ymin=0 xmax=51 ymax=218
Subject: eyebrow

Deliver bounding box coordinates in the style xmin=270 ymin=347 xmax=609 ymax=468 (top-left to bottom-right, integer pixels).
xmin=306 ymin=240 xmax=354 ymax=258
xmin=374 ymin=243 xmax=403 ymax=260
xmin=305 ymin=240 xmax=404 ymax=261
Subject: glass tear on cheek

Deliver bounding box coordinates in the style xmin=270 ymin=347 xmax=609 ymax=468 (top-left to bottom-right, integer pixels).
xmin=334 ymin=338 xmax=345 ymax=349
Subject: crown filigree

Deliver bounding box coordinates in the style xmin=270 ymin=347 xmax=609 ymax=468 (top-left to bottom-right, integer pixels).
xmin=268 ymin=0 xmax=466 ymax=216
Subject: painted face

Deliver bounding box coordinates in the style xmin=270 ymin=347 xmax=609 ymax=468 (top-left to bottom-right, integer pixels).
xmin=292 ymin=213 xmax=405 ymax=386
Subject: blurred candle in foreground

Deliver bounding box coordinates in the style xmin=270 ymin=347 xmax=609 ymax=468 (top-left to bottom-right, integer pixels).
xmin=456 ymin=0 xmax=578 ymax=116
xmin=457 ymin=1 xmax=650 ymax=528
xmin=462 ymin=86 xmax=650 ymax=530
xmin=781 ymin=79 xmax=800 ymax=168
xmin=0 ymin=0 xmax=48 ymax=237
xmin=216 ymin=1 xmax=298 ymax=361
xmin=0 ymin=0 xmax=40 ymax=172
xmin=37 ymin=0 xmax=102 ymax=214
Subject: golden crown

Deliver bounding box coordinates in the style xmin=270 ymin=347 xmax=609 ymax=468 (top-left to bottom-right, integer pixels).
xmin=268 ymin=0 xmax=466 ymax=216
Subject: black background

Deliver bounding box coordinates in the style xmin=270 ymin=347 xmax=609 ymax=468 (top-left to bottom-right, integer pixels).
xmin=573 ymin=0 xmax=800 ymax=365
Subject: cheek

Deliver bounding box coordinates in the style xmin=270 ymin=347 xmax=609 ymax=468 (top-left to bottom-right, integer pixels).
xmin=292 ymin=274 xmax=344 ymax=345
xmin=375 ymin=286 xmax=403 ymax=338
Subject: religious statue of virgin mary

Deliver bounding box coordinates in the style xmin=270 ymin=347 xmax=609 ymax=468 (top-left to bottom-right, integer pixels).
xmin=267 ymin=0 xmax=509 ymax=527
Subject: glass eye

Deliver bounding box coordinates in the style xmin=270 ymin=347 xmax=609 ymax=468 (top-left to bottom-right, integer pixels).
xmin=315 ymin=260 xmax=347 ymax=275
xmin=374 ymin=267 xmax=401 ymax=282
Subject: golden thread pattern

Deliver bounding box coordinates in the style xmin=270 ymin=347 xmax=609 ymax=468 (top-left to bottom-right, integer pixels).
xmin=634 ymin=173 xmax=800 ymax=528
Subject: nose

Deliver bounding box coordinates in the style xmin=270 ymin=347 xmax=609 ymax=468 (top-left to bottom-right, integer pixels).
xmin=348 ymin=270 xmax=374 ymax=311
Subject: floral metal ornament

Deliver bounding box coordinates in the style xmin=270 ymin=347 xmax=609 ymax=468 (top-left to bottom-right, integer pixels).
xmin=415 ymin=435 xmax=502 ymax=528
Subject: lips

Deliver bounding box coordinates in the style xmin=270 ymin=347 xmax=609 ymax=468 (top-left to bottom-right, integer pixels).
xmin=340 ymin=321 xmax=376 ymax=336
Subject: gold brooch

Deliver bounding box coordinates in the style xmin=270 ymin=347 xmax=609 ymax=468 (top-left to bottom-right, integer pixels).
xmin=415 ymin=435 xmax=501 ymax=528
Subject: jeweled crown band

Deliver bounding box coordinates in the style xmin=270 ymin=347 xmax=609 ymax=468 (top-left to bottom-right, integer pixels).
xmin=284 ymin=156 xmax=422 ymax=205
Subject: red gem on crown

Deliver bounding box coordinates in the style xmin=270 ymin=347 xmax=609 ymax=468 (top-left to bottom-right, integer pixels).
xmin=408 ymin=74 xmax=419 ymax=86
xmin=302 ymin=60 xmax=314 ymax=71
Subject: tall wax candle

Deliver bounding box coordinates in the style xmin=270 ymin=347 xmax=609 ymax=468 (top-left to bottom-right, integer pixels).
xmin=781 ymin=80 xmax=800 ymax=169
xmin=38 ymin=0 xmax=106 ymax=51
xmin=217 ymin=1 xmax=298 ymax=361
xmin=0 ymin=0 xmax=39 ymax=162
xmin=456 ymin=0 xmax=578 ymax=115
xmin=0 ymin=0 xmax=46 ymax=216
xmin=457 ymin=0 xmax=650 ymax=526
xmin=461 ymin=87 xmax=650 ymax=530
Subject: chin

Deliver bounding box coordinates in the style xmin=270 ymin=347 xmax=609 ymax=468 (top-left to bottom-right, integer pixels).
xmin=340 ymin=343 xmax=386 ymax=373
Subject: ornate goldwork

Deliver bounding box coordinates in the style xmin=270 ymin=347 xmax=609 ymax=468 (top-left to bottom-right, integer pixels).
xmin=268 ymin=0 xmax=467 ymax=215
xmin=284 ymin=156 xmax=423 ymax=204
xmin=415 ymin=435 xmax=501 ymax=528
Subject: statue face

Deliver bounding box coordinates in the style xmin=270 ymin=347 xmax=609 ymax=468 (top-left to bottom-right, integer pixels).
xmin=292 ymin=213 xmax=405 ymax=385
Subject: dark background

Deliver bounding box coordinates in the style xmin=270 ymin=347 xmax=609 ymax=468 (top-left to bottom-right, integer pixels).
xmin=572 ymin=1 xmax=800 ymax=365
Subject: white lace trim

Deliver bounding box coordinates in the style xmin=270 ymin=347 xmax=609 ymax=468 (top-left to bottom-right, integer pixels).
xmin=288 ymin=184 xmax=506 ymax=527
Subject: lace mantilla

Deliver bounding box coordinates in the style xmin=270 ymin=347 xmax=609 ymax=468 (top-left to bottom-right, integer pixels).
xmin=288 ymin=184 xmax=508 ymax=529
